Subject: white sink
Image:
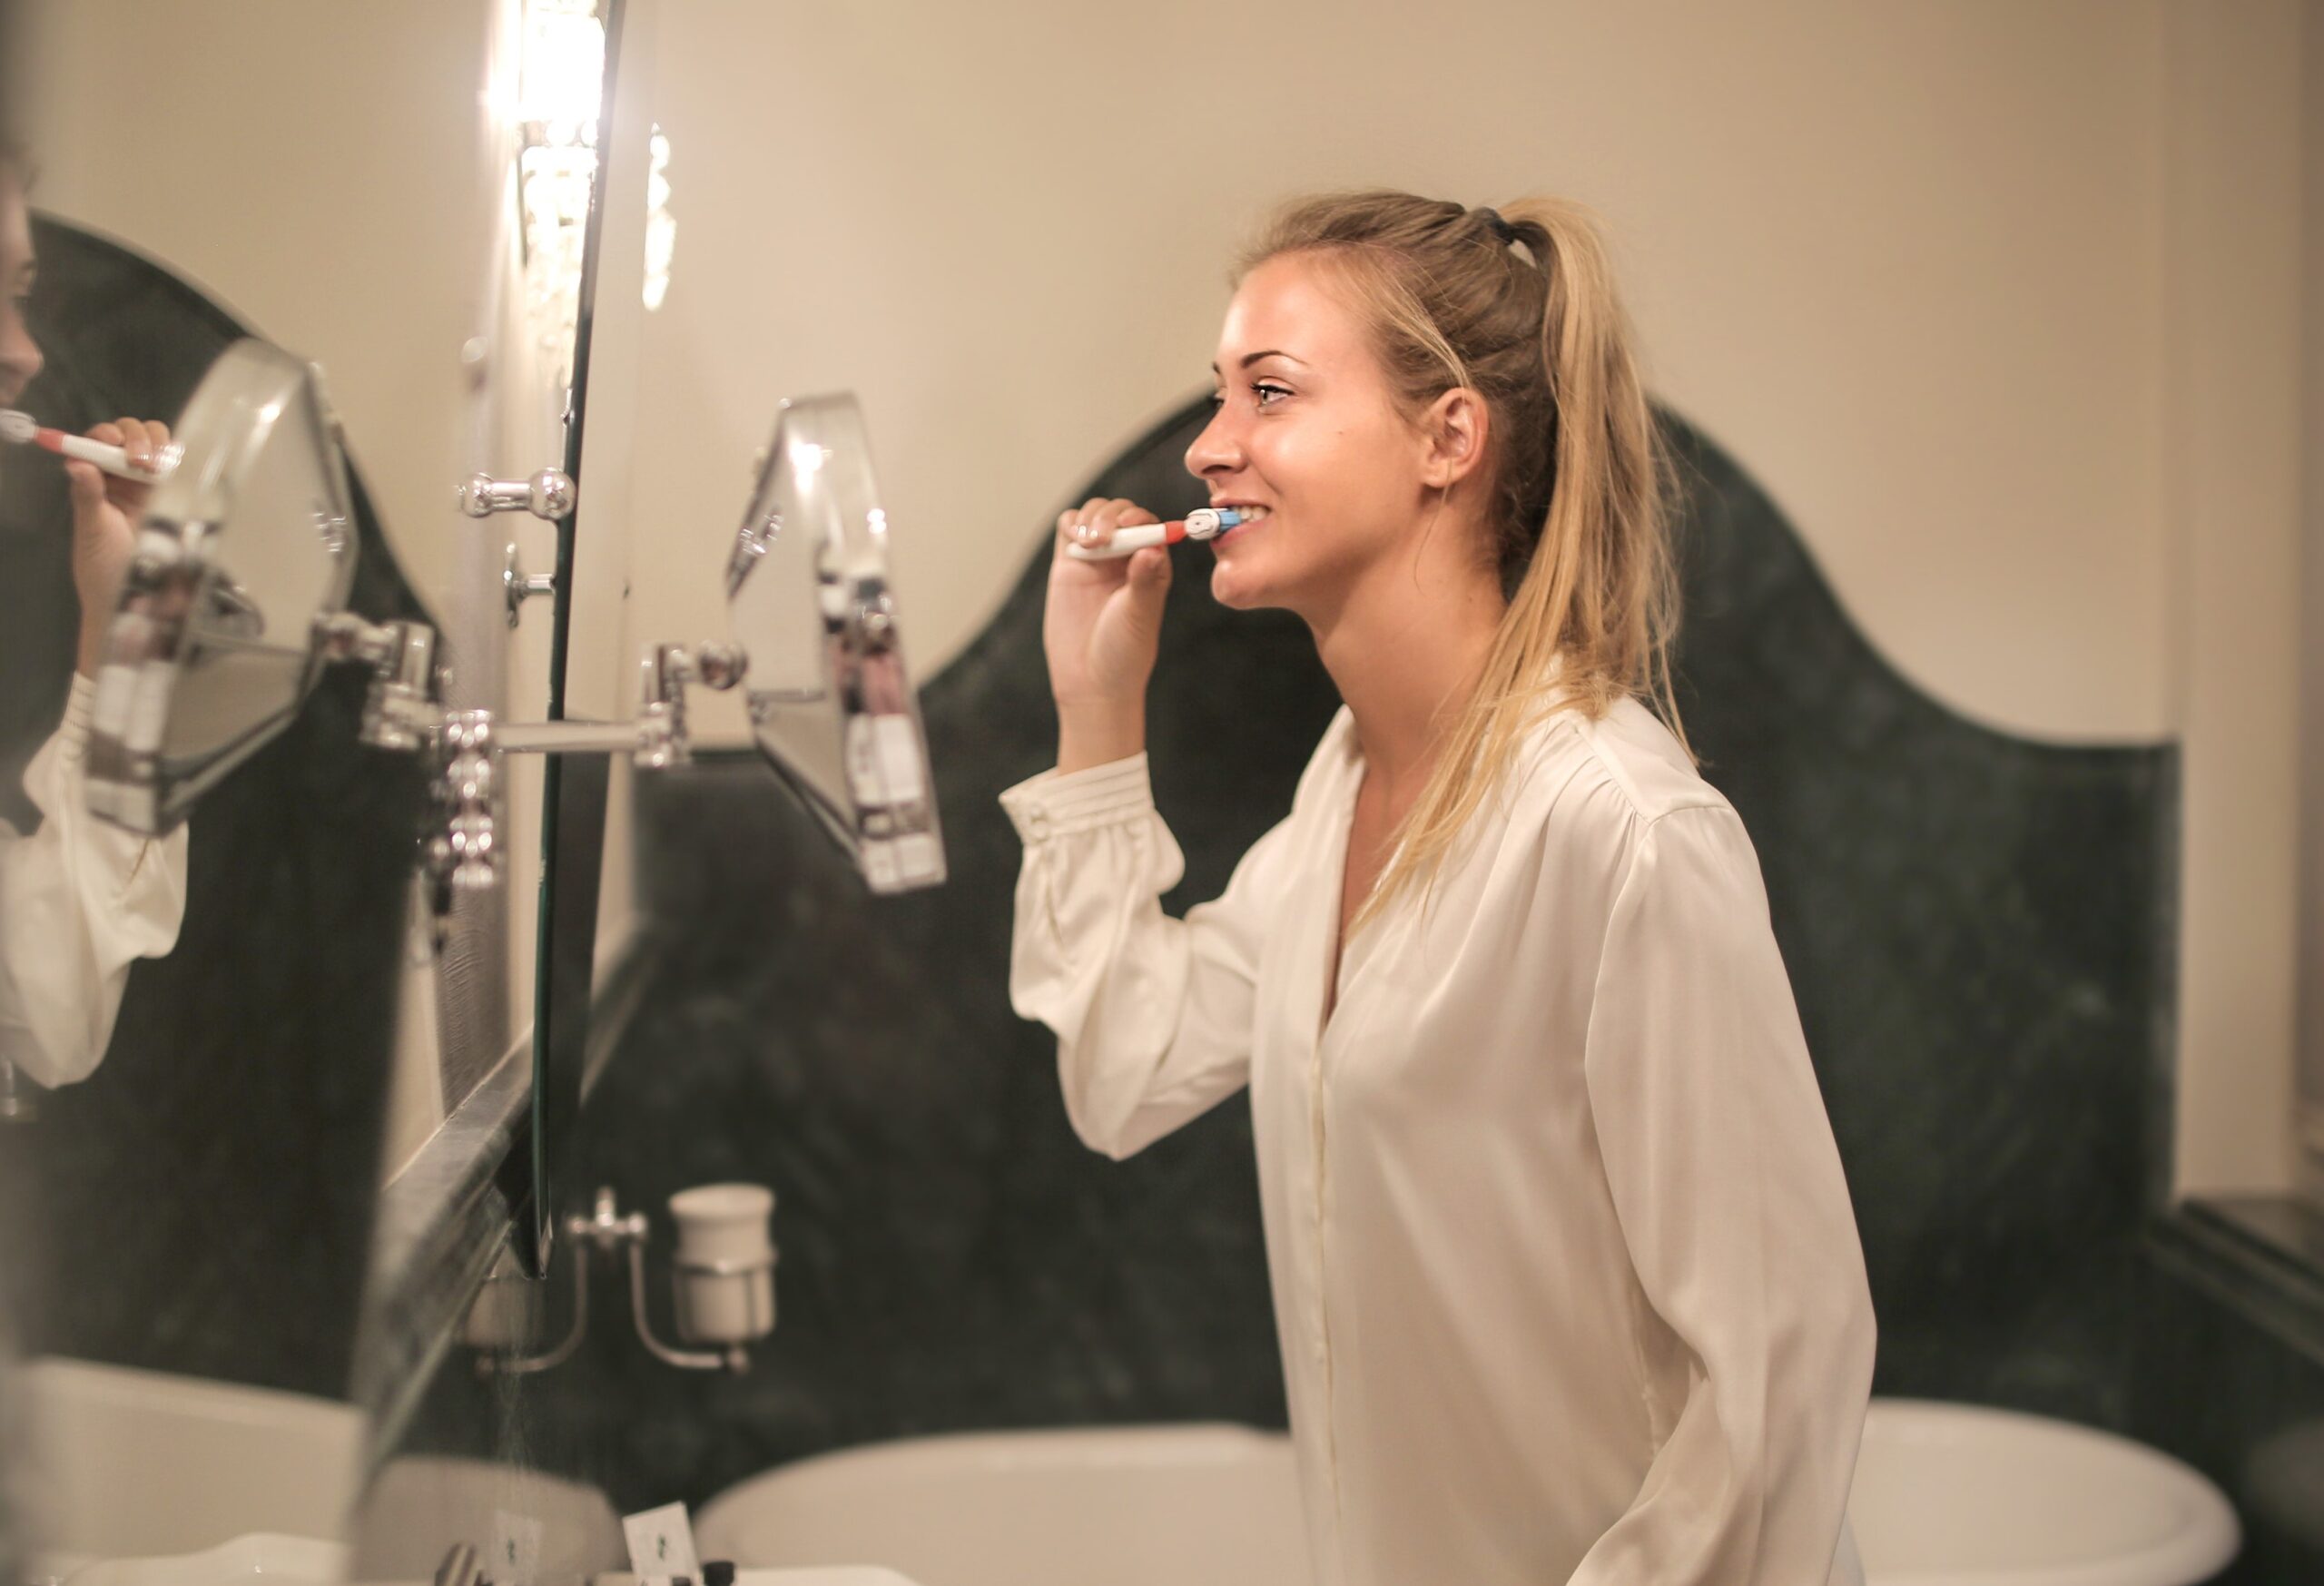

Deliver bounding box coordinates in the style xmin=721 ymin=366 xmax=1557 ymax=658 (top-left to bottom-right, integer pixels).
xmin=21 ymin=1356 xmax=366 ymax=1579
xmin=59 ymin=1534 xmax=348 ymax=1586
xmin=697 ymin=1399 xmax=2240 ymax=1586
xmin=1852 ymin=1398 xmax=2240 ymax=1585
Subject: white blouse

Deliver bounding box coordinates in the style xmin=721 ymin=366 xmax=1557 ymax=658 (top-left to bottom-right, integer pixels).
xmin=0 ymin=673 xmax=189 ymax=1089
xmin=1000 ymin=697 xmax=1876 ymax=1586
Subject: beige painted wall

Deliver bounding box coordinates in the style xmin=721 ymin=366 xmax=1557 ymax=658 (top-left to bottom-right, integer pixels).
xmin=616 ymin=0 xmax=2173 ymax=745
xmin=2160 ymin=0 xmax=2306 ymax=1197
xmin=601 ymin=0 xmax=2300 ymax=1194
xmin=2299 ymin=0 xmax=2324 ymax=1201
xmin=19 ymin=0 xmax=497 ymax=616
xmin=15 ymin=0 xmax=2309 ymax=1197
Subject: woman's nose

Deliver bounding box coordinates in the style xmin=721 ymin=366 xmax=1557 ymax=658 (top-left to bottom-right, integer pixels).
xmin=1184 ymin=407 xmax=1244 ymax=479
xmin=0 ymin=316 xmax=43 ymax=403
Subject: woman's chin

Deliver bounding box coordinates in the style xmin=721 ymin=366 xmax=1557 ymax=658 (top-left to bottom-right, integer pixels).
xmin=1207 ymin=557 xmax=1270 ymax=611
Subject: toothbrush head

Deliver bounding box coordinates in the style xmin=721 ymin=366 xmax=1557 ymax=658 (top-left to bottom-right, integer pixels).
xmin=0 ymin=409 xmax=34 ymax=445
xmin=1182 ymin=507 xmax=1246 ymax=541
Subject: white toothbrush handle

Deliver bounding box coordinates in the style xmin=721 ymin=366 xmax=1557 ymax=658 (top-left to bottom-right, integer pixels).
xmin=1066 ymin=523 xmax=1170 ymax=561
xmin=54 ymin=433 xmax=178 ymax=479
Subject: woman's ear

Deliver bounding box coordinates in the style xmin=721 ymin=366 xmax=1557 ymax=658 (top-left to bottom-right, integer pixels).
xmin=1417 ymin=388 xmax=1490 ymax=491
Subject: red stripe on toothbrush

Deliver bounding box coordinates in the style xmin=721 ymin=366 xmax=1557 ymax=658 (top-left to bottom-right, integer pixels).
xmin=30 ymin=429 xmax=67 ymax=455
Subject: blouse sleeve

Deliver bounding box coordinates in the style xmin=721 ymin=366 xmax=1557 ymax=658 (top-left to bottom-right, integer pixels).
xmin=1000 ymin=752 xmax=1295 ymax=1160
xmin=0 ymin=674 xmax=192 ymax=1089
xmin=1567 ymin=804 xmax=1876 ymax=1586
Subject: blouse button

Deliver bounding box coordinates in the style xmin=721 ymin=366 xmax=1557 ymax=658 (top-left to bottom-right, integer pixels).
xmin=1022 ymin=806 xmax=1051 ymax=839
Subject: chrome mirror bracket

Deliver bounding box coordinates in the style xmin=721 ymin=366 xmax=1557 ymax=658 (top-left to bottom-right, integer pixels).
xmin=501 ymin=543 xmax=557 ymax=628
xmin=312 ymin=613 xmax=496 ymax=904
xmin=457 ymin=468 xmax=576 ymax=521
xmin=308 ymin=615 xmax=751 ymax=905
xmin=315 ymin=612 xmax=444 ymax=751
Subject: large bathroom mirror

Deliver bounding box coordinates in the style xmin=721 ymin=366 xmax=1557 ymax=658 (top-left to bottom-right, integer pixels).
xmin=727 ymin=393 xmax=946 ymax=893
xmin=1 ymin=1 xmax=640 ymax=1566
xmin=0 ymin=204 xmax=431 ymax=1573
xmin=82 ymin=340 xmax=359 ymax=834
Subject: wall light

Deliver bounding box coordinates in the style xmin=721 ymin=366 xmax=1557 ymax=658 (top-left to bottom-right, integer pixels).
xmin=645 ymin=123 xmax=675 ymax=311
xmin=516 ymin=0 xmax=606 ymax=397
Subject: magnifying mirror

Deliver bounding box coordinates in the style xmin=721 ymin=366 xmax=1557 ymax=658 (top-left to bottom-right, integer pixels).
xmin=84 ymin=339 xmax=359 ymax=833
xmin=726 ymin=394 xmax=945 ymax=892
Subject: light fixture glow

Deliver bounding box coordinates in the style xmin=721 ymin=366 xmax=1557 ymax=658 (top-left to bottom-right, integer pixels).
xmin=515 ymin=0 xmax=606 ymax=402
xmin=644 ymin=123 xmax=675 ymax=311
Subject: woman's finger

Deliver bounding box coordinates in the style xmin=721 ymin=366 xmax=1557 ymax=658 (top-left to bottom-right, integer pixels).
xmin=64 ymin=457 xmax=103 ymax=513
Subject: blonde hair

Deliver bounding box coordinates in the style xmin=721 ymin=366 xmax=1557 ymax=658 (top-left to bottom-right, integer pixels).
xmin=1234 ymin=190 xmax=1687 ymax=931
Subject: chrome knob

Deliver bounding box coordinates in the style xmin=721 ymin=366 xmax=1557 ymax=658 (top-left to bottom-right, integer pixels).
xmin=458 ymin=468 xmax=576 ymax=520
xmin=502 ymin=544 xmax=557 ymax=627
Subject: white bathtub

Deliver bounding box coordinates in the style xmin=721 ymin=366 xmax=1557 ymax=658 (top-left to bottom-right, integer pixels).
xmin=696 ymin=1400 xmax=2240 ymax=1586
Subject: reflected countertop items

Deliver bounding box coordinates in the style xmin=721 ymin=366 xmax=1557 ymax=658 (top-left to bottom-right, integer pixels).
xmin=0 ymin=671 xmax=188 ymax=1090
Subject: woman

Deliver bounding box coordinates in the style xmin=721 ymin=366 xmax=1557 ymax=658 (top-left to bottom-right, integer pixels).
xmin=0 ymin=144 xmax=187 ymax=1092
xmin=999 ymin=191 xmax=1876 ymax=1585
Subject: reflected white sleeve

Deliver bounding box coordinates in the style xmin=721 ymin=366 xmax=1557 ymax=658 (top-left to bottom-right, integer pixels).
xmin=0 ymin=675 xmax=191 ymax=1088
xmin=1000 ymin=753 xmax=1293 ymax=1160
xmin=1568 ymin=805 xmax=1876 ymax=1586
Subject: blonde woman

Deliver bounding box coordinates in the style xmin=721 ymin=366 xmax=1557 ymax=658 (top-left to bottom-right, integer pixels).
xmin=999 ymin=192 xmax=1876 ymax=1585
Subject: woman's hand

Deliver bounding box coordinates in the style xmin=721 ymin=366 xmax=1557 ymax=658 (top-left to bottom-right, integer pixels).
xmin=68 ymin=417 xmax=169 ymax=679
xmin=1045 ymin=496 xmax=1172 ymax=771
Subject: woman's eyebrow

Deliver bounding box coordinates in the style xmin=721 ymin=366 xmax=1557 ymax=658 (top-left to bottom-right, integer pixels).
xmin=1208 ymin=350 xmax=1306 ymax=375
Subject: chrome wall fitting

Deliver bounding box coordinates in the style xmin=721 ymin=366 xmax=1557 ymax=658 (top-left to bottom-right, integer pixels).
xmin=312 ymin=609 xmax=754 ymax=901
xmin=477 ymin=1186 xmax=763 ymax=1375
xmin=432 ymin=712 xmax=498 ymax=895
xmin=457 ymin=468 xmax=576 ymax=521
xmin=0 ymin=1059 xmax=37 ymax=1125
xmin=634 ymin=640 xmax=748 ymax=770
xmin=502 ymin=544 xmax=557 ymax=627
xmin=316 ymin=613 xmax=443 ymax=752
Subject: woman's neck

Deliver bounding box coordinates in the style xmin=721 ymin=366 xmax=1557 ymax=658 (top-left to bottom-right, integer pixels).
xmin=1308 ymin=532 xmax=1506 ymax=800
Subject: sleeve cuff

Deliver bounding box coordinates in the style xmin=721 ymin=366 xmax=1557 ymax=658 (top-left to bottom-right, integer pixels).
xmin=998 ymin=753 xmax=1155 ymax=842
xmin=56 ymin=672 xmax=96 ymax=766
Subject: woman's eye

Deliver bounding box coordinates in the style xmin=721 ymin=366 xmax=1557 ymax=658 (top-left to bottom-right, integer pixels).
xmin=1207 ymin=391 xmax=1227 ymax=409
xmin=1253 ymin=383 xmax=1290 ymax=408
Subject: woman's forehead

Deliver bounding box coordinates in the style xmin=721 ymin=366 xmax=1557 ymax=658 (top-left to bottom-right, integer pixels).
xmin=1216 ymin=253 xmax=1367 ymax=372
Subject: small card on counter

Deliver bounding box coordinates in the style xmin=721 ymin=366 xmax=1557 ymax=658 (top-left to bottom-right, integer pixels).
xmin=622 ymin=1501 xmax=702 ymax=1585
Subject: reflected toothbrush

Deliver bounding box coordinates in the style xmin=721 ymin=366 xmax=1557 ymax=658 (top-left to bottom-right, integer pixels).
xmin=0 ymin=409 xmax=180 ymax=479
xmin=1066 ymin=506 xmax=1250 ymax=560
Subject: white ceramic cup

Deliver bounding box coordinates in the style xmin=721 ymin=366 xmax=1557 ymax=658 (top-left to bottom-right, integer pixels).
xmin=668 ymin=1183 xmax=777 ymax=1345
xmin=669 ymin=1182 xmax=775 ymax=1263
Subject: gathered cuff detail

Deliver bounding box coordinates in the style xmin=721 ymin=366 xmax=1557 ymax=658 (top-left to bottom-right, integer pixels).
xmin=998 ymin=754 xmax=1155 ymax=842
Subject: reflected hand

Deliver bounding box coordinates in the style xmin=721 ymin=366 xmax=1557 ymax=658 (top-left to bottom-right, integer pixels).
xmin=67 ymin=417 xmax=169 ymax=678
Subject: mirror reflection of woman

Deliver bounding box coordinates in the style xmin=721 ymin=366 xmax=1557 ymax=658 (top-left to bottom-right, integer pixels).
xmin=0 ymin=148 xmax=188 ymax=1091
xmin=1002 ymin=192 xmax=1876 ymax=1585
